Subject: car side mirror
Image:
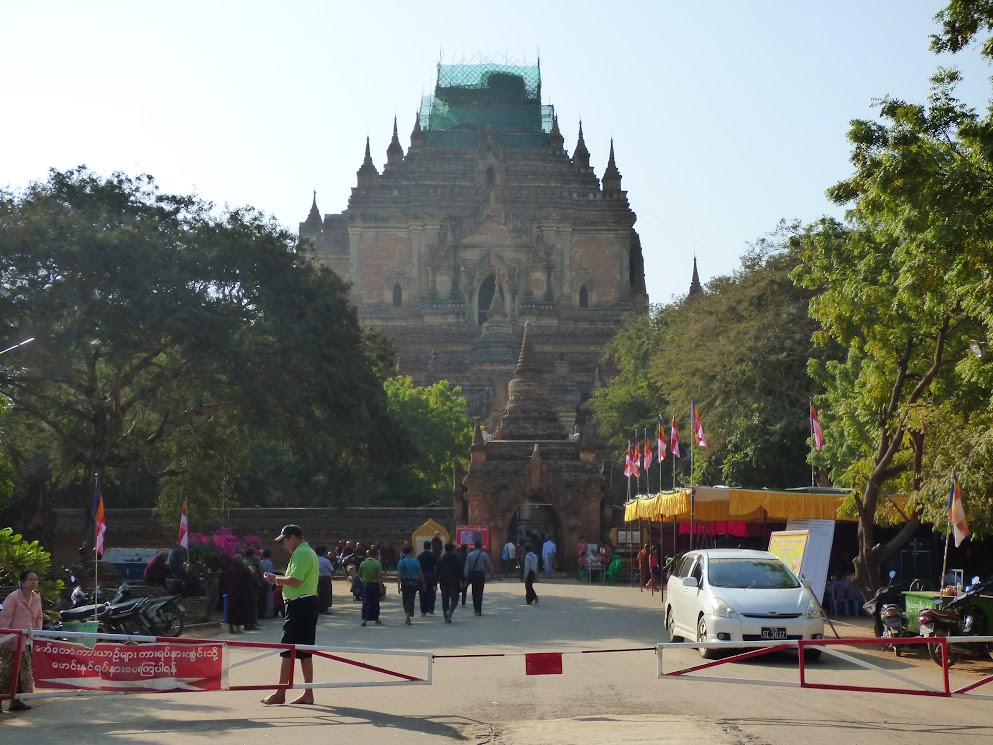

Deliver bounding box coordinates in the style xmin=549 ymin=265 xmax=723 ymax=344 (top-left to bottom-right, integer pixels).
xmin=681 ymin=576 xmax=699 ymax=588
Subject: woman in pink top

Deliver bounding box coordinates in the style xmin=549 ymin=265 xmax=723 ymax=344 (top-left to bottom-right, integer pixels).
xmin=0 ymin=569 xmax=44 ymax=711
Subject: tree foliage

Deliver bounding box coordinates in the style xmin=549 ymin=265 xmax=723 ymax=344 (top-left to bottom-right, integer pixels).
xmin=591 ymin=231 xmax=826 ymax=490
xmin=373 ymin=376 xmax=473 ymax=506
xmin=791 ymin=68 xmax=993 ymax=595
xmin=0 ymin=168 xmax=395 ymax=516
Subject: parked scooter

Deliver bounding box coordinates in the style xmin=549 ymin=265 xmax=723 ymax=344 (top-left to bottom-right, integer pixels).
xmin=918 ymin=576 xmax=993 ymax=666
xmin=59 ymin=582 xmax=155 ymax=637
xmin=141 ymin=593 xmax=186 ymax=637
xmin=862 ymin=570 xmax=908 ymax=655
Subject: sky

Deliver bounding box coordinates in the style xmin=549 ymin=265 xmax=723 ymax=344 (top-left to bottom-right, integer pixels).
xmin=2 ymin=1 xmax=991 ymax=305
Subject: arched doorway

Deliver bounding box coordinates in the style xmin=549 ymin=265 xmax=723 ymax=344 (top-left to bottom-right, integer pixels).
xmin=509 ymin=501 xmax=563 ymax=574
xmin=477 ymin=274 xmax=498 ymax=325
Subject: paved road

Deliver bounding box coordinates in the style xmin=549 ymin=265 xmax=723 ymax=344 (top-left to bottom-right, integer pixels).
xmin=4 ymin=579 xmax=992 ymax=743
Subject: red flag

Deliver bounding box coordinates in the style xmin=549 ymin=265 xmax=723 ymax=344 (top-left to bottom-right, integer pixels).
xmin=624 ymin=443 xmax=633 ymax=478
xmin=657 ymin=415 xmax=668 ymax=461
xmin=670 ymin=416 xmax=681 ymax=459
xmin=178 ymin=496 xmax=189 ymax=549
xmin=632 ymin=438 xmax=641 ymax=478
xmin=643 ymin=432 xmax=653 ymax=470
xmin=92 ymin=478 xmax=107 ymax=557
xmin=692 ymin=405 xmax=708 ymax=448
xmin=810 ymin=405 xmax=825 ymax=450
xmin=948 ymin=475 xmax=970 ymax=548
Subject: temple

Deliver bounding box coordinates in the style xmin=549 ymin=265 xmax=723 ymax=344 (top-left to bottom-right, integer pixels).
xmin=302 ymin=58 xmax=646 ymax=442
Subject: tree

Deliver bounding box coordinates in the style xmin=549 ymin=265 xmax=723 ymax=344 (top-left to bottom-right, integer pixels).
xmin=591 ymin=231 xmax=826 ymax=490
xmin=791 ymin=71 xmax=993 ymax=597
xmin=0 ymin=168 xmax=393 ymax=515
xmin=372 ymin=376 xmax=473 ymax=506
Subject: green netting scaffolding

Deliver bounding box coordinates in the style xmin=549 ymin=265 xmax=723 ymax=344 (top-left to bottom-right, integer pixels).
xmin=419 ymin=55 xmax=555 ymax=147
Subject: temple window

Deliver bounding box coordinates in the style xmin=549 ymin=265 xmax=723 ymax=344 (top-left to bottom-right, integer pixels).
xmin=579 ymin=285 xmax=589 ymax=308
xmin=393 ymin=283 xmax=403 ymax=307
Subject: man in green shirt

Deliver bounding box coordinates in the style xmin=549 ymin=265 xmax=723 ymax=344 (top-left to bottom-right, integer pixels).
xmin=261 ymin=524 xmax=319 ymax=705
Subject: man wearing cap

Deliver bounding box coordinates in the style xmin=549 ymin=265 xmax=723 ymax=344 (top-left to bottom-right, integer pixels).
xmin=261 ymin=524 xmax=319 ymax=705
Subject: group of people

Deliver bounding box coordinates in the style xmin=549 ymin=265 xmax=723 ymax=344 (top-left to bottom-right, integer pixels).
xmin=218 ymin=548 xmax=276 ymax=633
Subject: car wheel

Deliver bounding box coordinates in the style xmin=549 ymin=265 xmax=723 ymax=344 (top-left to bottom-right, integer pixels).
xmin=666 ymin=607 xmax=683 ymax=643
xmin=697 ymin=616 xmax=719 ymax=659
xmin=803 ymin=647 xmax=822 ymax=662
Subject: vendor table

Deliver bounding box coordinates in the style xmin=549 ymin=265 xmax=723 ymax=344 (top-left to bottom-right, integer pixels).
xmin=902 ymin=590 xmax=993 ymax=633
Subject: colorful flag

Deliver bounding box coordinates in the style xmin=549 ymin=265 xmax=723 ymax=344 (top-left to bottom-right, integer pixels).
xmin=632 ymin=438 xmax=641 ymax=478
xmin=692 ymin=405 xmax=708 ymax=448
xmin=810 ymin=404 xmax=825 ymax=450
xmin=624 ymin=443 xmax=634 ymax=478
xmin=657 ymin=415 xmax=668 ymax=461
xmin=643 ymin=431 xmax=653 ymax=470
xmin=948 ymin=475 xmax=971 ymax=548
xmin=178 ymin=496 xmax=189 ymax=549
xmin=670 ymin=416 xmax=681 ymax=458
xmin=92 ymin=477 xmax=107 ymax=557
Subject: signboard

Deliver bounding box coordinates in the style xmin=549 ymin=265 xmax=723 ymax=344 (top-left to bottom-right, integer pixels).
xmin=32 ymin=640 xmax=227 ymax=692
xmin=785 ymin=518 xmax=835 ymax=603
xmin=767 ymin=531 xmax=809 ymax=577
xmin=455 ymin=525 xmax=490 ymax=550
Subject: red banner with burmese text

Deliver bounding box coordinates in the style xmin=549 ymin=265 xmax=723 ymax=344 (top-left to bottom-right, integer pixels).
xmin=32 ymin=639 xmax=227 ymax=692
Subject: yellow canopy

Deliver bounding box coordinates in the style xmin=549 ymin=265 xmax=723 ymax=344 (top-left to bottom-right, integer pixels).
xmin=623 ymin=487 xmax=855 ymax=523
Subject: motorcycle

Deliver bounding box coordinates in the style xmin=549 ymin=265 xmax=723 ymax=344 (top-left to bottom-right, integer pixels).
xmin=59 ymin=582 xmax=155 ymax=637
xmin=141 ymin=593 xmax=186 ymax=637
xmin=918 ymin=576 xmax=993 ymax=666
xmin=862 ymin=570 xmax=908 ymax=656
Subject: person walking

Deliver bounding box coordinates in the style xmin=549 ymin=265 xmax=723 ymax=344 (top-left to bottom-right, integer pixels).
xmin=261 ymin=524 xmax=319 ymax=706
xmin=396 ymin=545 xmax=425 ymax=625
xmin=358 ymin=548 xmax=383 ymax=626
xmin=315 ymin=546 xmax=334 ymax=615
xmin=464 ymin=541 xmax=495 ymax=616
xmin=457 ymin=544 xmax=469 ymax=607
xmin=541 ymin=536 xmax=557 ymax=579
xmin=0 ymin=570 xmax=44 ymax=712
xmin=523 ymin=544 xmax=539 ymax=606
xmin=417 ymin=540 xmax=439 ymax=616
xmin=431 ymin=531 xmax=444 ymax=558
xmin=259 ymin=549 xmax=275 ymax=618
xmin=501 ymin=537 xmax=518 ymax=579
xmin=224 ymin=555 xmax=253 ymax=634
xmin=436 ymin=542 xmax=462 ymax=622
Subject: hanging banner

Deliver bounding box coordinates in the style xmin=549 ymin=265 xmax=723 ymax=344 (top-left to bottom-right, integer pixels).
xmin=455 ymin=525 xmax=490 ymax=550
xmin=32 ymin=639 xmax=227 ymax=692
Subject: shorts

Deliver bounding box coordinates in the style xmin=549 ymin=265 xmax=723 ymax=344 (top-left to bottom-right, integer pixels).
xmin=280 ymin=595 xmax=319 ymax=659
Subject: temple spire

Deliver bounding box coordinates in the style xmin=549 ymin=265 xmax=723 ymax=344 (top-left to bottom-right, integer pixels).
xmin=602 ymin=138 xmax=622 ymax=194
xmin=306 ymin=190 xmax=321 ymax=222
xmin=549 ymin=114 xmax=564 ymax=151
xmin=357 ymin=136 xmax=380 ymax=189
xmin=386 ymin=115 xmax=404 ymax=168
xmin=572 ymin=120 xmax=590 ymax=169
xmin=689 ymin=255 xmax=703 ymax=296
xmin=410 ymin=112 xmax=425 ymax=150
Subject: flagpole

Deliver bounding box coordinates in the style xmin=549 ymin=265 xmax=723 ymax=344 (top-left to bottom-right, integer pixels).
xmin=809 ymin=398 xmax=815 ymax=488
xmin=93 ymin=473 xmax=99 ymax=623
xmin=689 ymin=402 xmax=695 ymax=551
xmin=644 ymin=427 xmax=649 ymax=494
xmin=940 ymin=472 xmax=953 ymax=590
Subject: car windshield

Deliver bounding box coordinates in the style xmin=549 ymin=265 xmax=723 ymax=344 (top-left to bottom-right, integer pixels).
xmin=707 ymin=558 xmax=800 ymax=589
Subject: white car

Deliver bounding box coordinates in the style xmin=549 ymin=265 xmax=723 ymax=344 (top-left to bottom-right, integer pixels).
xmin=664 ymin=549 xmax=825 ymax=660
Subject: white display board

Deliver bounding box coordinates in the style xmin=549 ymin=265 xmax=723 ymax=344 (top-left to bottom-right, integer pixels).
xmin=785 ymin=518 xmax=835 ymax=603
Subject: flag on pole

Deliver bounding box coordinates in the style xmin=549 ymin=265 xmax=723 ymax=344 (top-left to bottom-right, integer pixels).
xmin=178 ymin=496 xmax=189 ymax=549
xmin=810 ymin=405 xmax=825 ymax=450
xmin=670 ymin=416 xmax=681 ymax=458
xmin=692 ymin=405 xmax=708 ymax=448
xmin=92 ymin=477 xmax=107 ymax=557
xmin=624 ymin=443 xmax=634 ymax=478
xmin=643 ymin=431 xmax=653 ymax=470
xmin=657 ymin=415 xmax=668 ymax=461
xmin=632 ymin=438 xmax=641 ymax=478
xmin=948 ymin=475 xmax=971 ymax=548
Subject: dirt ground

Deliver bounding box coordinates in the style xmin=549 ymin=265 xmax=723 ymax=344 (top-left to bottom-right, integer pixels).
xmin=4 ymin=577 xmax=992 ymax=744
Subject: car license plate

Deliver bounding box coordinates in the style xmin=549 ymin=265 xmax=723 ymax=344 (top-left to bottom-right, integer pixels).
xmin=761 ymin=627 xmax=787 ymax=640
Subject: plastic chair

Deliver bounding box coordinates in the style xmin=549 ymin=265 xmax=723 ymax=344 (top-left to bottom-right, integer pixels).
xmin=578 ymin=564 xmax=587 ymax=583
xmin=604 ymin=558 xmax=622 ymax=585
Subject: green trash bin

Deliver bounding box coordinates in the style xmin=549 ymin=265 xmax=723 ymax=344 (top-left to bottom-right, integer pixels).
xmin=62 ymin=621 xmax=100 ymax=648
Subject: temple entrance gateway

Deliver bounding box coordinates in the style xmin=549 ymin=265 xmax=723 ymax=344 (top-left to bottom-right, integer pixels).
xmin=512 ymin=502 xmax=560 ymax=548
